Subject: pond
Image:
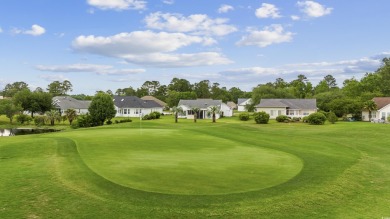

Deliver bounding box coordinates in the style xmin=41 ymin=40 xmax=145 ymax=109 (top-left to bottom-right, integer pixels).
xmin=0 ymin=128 xmax=59 ymax=137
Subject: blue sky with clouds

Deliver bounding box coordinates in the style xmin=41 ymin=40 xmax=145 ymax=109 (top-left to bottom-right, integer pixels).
xmin=1 ymin=0 xmax=389 ymax=94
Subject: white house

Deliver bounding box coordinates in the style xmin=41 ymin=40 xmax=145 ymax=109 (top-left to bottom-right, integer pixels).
xmin=113 ymin=96 xmax=163 ymax=118
xmin=237 ymin=98 xmax=252 ymax=112
xmin=52 ymin=96 xmax=91 ymax=115
xmin=362 ymin=97 xmax=390 ymax=122
xmin=255 ymin=99 xmax=317 ymax=119
xmin=177 ymin=99 xmax=233 ymax=120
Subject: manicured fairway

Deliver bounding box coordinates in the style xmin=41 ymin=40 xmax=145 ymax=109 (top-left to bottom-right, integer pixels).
xmin=1 ymin=118 xmax=390 ymax=218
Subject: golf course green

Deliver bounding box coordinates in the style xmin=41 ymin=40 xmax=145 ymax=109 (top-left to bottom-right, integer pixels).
xmin=1 ymin=116 xmax=390 ymax=218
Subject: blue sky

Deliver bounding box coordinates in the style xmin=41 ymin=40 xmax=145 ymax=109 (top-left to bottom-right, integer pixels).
xmin=1 ymin=0 xmax=389 ymax=94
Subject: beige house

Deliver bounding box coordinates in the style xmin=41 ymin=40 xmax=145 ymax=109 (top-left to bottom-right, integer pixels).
xmin=255 ymin=99 xmax=317 ymax=119
xmin=362 ymin=97 xmax=390 ymax=122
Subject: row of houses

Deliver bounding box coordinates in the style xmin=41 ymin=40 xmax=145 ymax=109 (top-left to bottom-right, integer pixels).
xmin=52 ymin=95 xmax=390 ymax=121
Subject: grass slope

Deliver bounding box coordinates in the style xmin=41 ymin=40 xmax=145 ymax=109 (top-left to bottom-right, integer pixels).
xmin=1 ymin=116 xmax=390 ymax=218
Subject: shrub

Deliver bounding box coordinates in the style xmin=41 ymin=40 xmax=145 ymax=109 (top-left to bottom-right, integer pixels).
xmin=34 ymin=116 xmax=46 ymax=126
xmin=16 ymin=114 xmax=32 ymax=125
xmin=292 ymin=117 xmax=301 ymax=122
xmin=327 ymin=112 xmax=338 ymax=124
xmin=106 ymin=120 xmax=113 ymax=125
xmin=253 ymin=111 xmax=270 ymax=124
xmin=239 ymin=112 xmax=250 ymax=121
xmin=276 ymin=115 xmax=289 ymax=122
xmin=302 ymin=116 xmax=309 ymax=123
xmin=74 ymin=114 xmax=94 ymax=128
xmin=152 ymin=111 xmax=161 ymax=119
xmin=143 ymin=114 xmax=151 ymax=120
xmin=307 ymin=112 xmax=327 ymax=125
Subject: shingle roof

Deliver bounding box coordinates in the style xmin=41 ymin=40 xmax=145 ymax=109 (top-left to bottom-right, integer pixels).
xmin=178 ymin=99 xmax=222 ymax=109
xmin=226 ymin=101 xmax=237 ymax=109
xmin=113 ymin=96 xmax=162 ymax=108
xmin=237 ymin=98 xmax=250 ymax=105
xmin=256 ymin=99 xmax=317 ymax=109
xmin=141 ymin=96 xmax=167 ymax=107
xmin=372 ymin=97 xmax=390 ymax=110
xmin=52 ymin=96 xmax=91 ymax=110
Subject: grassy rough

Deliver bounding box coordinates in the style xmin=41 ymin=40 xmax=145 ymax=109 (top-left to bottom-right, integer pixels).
xmin=1 ymin=116 xmax=390 ymax=218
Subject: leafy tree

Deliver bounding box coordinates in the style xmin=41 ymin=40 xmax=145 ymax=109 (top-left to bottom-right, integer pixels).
xmin=0 ymin=99 xmax=22 ymax=124
xmin=171 ymin=106 xmax=183 ymax=123
xmin=363 ymin=100 xmax=377 ymax=120
xmin=88 ymin=92 xmax=116 ymax=126
xmin=47 ymin=80 xmax=73 ymax=96
xmin=290 ymin=74 xmax=312 ymax=98
xmin=208 ymin=106 xmax=220 ymax=123
xmin=65 ymin=108 xmax=77 ymax=125
xmin=194 ymin=80 xmax=211 ymax=98
xmin=166 ymin=91 xmax=197 ymax=107
xmin=238 ymin=112 xmax=250 ymax=121
xmin=13 ymin=90 xmax=52 ymax=117
xmin=273 ymin=78 xmax=288 ymax=89
xmin=228 ymin=87 xmax=247 ymax=103
xmin=168 ymin=78 xmax=192 ymax=92
xmin=253 ymin=111 xmax=270 ymax=124
xmin=2 ymin=81 xmax=29 ymax=97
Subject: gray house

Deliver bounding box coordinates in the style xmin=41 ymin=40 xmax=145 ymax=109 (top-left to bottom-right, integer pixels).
xmin=255 ymin=99 xmax=317 ymax=119
xmin=177 ymin=99 xmax=233 ymax=119
xmin=113 ymin=96 xmax=163 ymax=117
xmin=52 ymin=96 xmax=91 ymax=115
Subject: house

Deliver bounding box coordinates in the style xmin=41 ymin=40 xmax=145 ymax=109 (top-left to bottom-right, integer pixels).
xmin=177 ymin=99 xmax=233 ymax=120
xmin=237 ymin=98 xmax=252 ymax=111
xmin=255 ymin=99 xmax=317 ymax=119
xmin=362 ymin=97 xmax=390 ymax=122
xmin=52 ymin=96 xmax=91 ymax=115
xmin=141 ymin=96 xmax=167 ymax=108
xmin=113 ymin=96 xmax=163 ymax=117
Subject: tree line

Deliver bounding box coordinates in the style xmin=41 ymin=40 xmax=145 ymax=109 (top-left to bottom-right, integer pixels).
xmin=1 ymin=58 xmax=390 ymax=121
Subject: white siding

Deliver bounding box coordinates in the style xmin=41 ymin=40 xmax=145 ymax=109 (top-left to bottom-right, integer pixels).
xmin=115 ymin=107 xmax=163 ymax=117
xmin=237 ymin=99 xmax=252 ymax=112
xmin=256 ymin=107 xmax=286 ymax=119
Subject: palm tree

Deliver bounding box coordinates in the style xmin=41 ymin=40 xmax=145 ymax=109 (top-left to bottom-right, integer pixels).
xmin=192 ymin=107 xmax=200 ymax=123
xmin=363 ymin=100 xmax=377 ymax=121
xmin=46 ymin=110 xmax=61 ymax=126
xmin=65 ymin=108 xmax=77 ymax=125
xmin=208 ymin=106 xmax=220 ymax=123
xmin=171 ymin=106 xmax=183 ymax=123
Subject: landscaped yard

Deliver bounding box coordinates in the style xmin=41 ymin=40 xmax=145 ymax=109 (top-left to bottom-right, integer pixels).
xmin=1 ymin=116 xmax=390 ymax=218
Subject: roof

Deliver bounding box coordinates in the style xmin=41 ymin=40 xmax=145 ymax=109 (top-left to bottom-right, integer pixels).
xmin=52 ymin=96 xmax=91 ymax=110
xmin=113 ymin=96 xmax=162 ymax=108
xmin=372 ymin=97 xmax=390 ymax=110
xmin=178 ymin=99 xmax=222 ymax=109
xmin=141 ymin=96 xmax=167 ymax=107
xmin=237 ymin=98 xmax=250 ymax=105
xmin=256 ymin=99 xmax=317 ymax=109
xmin=226 ymin=101 xmax=237 ymax=109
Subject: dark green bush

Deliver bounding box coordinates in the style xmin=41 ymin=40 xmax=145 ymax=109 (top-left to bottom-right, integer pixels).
xmin=239 ymin=112 xmax=250 ymax=121
xmin=106 ymin=120 xmax=113 ymax=125
xmin=302 ymin=116 xmax=309 ymax=123
xmin=253 ymin=111 xmax=270 ymax=124
xmin=307 ymin=112 xmax=327 ymax=125
xmin=327 ymin=112 xmax=338 ymax=124
xmin=292 ymin=117 xmax=301 ymax=122
xmin=152 ymin=111 xmax=161 ymax=119
xmin=73 ymin=114 xmax=94 ymax=128
xmin=276 ymin=115 xmax=289 ymax=122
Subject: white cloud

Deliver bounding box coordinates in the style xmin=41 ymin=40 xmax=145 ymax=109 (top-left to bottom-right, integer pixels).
xmin=144 ymin=12 xmax=237 ymax=36
xmin=218 ymin=4 xmax=234 ymax=14
xmin=39 ymin=74 xmax=69 ymax=82
xmin=87 ymin=0 xmax=146 ymax=10
xmin=36 ymin=63 xmax=145 ymax=75
xmin=297 ymin=1 xmax=333 ymax=18
xmin=291 ymin=15 xmax=300 ymax=21
xmin=0 ymin=27 xmax=3 ymax=33
xmin=236 ymin=25 xmax=293 ymax=47
xmin=163 ymin=0 xmax=174 ymax=4
xmin=255 ymin=3 xmax=281 ymax=19
xmin=122 ymin=52 xmax=232 ymax=67
xmin=12 ymin=24 xmax=46 ymax=36
xmin=72 ymin=31 xmax=232 ymax=67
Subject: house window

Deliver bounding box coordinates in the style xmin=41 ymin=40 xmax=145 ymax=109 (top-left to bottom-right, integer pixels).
xmin=303 ymin=111 xmax=309 ymax=116
xmin=135 ymin=109 xmax=138 ymax=114
xmin=382 ymin=112 xmax=386 ymax=119
xmin=372 ymin=112 xmax=376 ymax=118
xmin=187 ymin=110 xmax=194 ymax=115
xmin=270 ymin=110 xmax=275 ymax=116
xmin=123 ymin=109 xmax=128 ymax=114
xmin=278 ymin=110 xmax=282 ymax=116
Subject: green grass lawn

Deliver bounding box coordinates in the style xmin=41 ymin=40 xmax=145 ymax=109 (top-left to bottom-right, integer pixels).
xmin=1 ymin=116 xmax=390 ymax=218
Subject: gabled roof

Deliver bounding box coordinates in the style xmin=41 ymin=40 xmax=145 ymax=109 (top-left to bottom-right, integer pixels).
xmin=178 ymin=99 xmax=222 ymax=109
xmin=237 ymin=98 xmax=251 ymax=105
xmin=113 ymin=96 xmax=162 ymax=108
xmin=256 ymin=99 xmax=317 ymax=109
xmin=141 ymin=96 xmax=167 ymax=107
xmin=52 ymin=96 xmax=91 ymax=110
xmin=372 ymin=97 xmax=390 ymax=110
xmin=227 ymin=101 xmax=237 ymax=109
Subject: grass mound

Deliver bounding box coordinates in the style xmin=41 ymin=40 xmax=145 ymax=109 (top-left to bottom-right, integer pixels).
xmin=75 ymin=129 xmax=303 ymax=195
